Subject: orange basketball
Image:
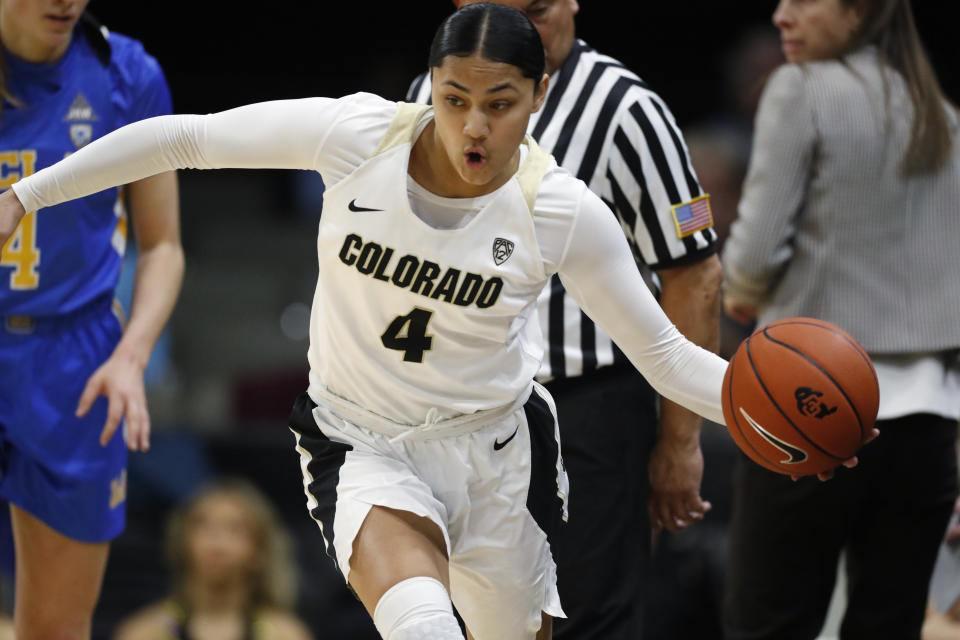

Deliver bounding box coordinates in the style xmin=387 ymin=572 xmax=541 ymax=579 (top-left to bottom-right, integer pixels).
xmin=721 ymin=317 xmax=879 ymax=476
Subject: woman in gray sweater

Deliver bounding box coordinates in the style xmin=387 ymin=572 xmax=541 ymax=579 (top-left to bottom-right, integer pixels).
xmin=721 ymin=1 xmax=959 ymax=639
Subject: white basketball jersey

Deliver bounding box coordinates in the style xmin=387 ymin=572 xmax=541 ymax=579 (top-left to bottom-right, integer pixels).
xmin=308 ymin=103 xmax=555 ymax=426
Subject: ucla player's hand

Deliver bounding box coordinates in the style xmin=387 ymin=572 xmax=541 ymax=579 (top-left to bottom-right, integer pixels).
xmin=0 ymin=189 xmax=27 ymax=248
xmin=76 ymin=348 xmax=151 ymax=452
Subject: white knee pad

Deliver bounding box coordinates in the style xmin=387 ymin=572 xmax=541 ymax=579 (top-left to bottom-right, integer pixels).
xmin=373 ymin=576 xmax=464 ymax=640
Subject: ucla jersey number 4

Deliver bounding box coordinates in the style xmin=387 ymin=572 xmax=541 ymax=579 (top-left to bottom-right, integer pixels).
xmin=1 ymin=149 xmax=128 ymax=291
xmin=0 ymin=150 xmax=40 ymax=290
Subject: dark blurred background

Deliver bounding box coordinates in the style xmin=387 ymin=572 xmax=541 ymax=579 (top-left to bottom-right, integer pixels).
xmin=93 ymin=3 xmax=956 ymax=122
xmin=49 ymin=2 xmax=955 ymax=638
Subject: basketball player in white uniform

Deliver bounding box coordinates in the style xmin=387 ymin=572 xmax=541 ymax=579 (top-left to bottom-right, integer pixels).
xmin=0 ymin=5 xmax=730 ymax=639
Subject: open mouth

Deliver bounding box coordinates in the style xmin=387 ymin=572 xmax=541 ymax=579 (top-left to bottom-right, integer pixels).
xmin=465 ymin=149 xmax=487 ymax=170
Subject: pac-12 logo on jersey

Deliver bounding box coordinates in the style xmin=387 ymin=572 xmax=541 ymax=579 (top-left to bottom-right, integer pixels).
xmin=65 ymin=92 xmax=97 ymax=150
xmin=493 ymin=238 xmax=515 ymax=266
xmin=70 ymin=124 xmax=93 ymax=149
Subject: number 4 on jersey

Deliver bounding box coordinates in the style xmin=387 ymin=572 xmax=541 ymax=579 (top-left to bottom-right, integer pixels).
xmin=381 ymin=307 xmax=434 ymax=363
xmin=1 ymin=150 xmax=40 ymax=290
xmin=1 ymin=211 xmax=40 ymax=289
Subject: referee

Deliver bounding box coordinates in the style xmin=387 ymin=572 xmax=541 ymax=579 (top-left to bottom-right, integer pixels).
xmin=409 ymin=1 xmax=721 ymax=638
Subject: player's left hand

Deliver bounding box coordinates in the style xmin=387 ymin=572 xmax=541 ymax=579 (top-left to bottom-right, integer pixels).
xmin=648 ymin=436 xmax=711 ymax=532
xmin=792 ymin=426 xmax=879 ymax=482
xmin=76 ymin=350 xmax=151 ymax=452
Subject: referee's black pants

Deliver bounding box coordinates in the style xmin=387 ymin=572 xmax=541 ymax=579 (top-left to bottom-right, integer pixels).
xmin=723 ymin=414 xmax=958 ymax=640
xmin=547 ymin=365 xmax=658 ymax=640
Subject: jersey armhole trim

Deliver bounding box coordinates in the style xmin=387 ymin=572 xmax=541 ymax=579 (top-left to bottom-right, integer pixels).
xmin=517 ymin=135 xmax=553 ymax=213
xmin=373 ymin=102 xmax=433 ymax=157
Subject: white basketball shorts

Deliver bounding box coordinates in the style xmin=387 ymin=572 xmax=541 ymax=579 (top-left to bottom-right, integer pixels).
xmin=288 ymin=383 xmax=569 ymax=640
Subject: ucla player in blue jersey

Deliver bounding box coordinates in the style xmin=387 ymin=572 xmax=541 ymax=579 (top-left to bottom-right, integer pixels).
xmin=0 ymin=1 xmax=183 ymax=638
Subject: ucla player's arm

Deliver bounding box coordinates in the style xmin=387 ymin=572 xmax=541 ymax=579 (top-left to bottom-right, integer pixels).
xmin=554 ymin=186 xmax=728 ymax=425
xmin=75 ymin=171 xmax=183 ymax=452
xmin=10 ymin=93 xmax=392 ymax=214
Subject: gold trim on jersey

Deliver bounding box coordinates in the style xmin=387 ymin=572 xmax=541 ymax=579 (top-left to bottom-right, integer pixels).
xmin=517 ymin=135 xmax=552 ymax=214
xmin=373 ymin=102 xmax=432 ymax=157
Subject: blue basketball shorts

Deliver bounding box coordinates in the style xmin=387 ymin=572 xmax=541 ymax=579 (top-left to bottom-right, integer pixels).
xmin=0 ymin=297 xmax=127 ymax=542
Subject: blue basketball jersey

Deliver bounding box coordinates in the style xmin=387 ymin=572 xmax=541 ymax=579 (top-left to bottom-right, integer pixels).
xmin=0 ymin=25 xmax=172 ymax=316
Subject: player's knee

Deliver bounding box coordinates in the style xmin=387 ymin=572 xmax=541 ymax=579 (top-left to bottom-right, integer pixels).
xmin=373 ymin=576 xmax=464 ymax=640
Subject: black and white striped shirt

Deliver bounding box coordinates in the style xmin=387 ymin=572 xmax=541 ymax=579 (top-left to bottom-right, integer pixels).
xmin=408 ymin=40 xmax=717 ymax=381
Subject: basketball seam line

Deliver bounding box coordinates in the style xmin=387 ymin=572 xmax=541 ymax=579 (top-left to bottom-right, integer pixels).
xmin=762 ymin=328 xmax=866 ymax=443
xmin=746 ymin=336 xmax=846 ymax=461
xmin=727 ymin=347 xmax=784 ymax=472
xmin=764 ymin=319 xmax=877 ymax=385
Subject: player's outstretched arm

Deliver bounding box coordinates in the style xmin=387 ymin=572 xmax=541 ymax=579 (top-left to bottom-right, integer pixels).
xmin=556 ymin=188 xmax=728 ymax=425
xmin=10 ymin=97 xmax=347 ymax=215
xmin=0 ymin=188 xmax=26 ymax=248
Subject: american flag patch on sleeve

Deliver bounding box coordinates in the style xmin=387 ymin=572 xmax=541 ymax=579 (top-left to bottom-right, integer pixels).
xmin=671 ymin=194 xmax=714 ymax=238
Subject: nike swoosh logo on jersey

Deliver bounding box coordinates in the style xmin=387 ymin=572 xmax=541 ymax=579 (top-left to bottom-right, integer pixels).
xmin=348 ymin=199 xmax=384 ymax=212
xmin=493 ymin=425 xmax=520 ymax=451
xmin=740 ymin=407 xmax=808 ymax=464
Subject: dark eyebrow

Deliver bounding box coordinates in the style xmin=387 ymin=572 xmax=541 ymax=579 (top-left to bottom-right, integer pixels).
xmin=443 ymin=80 xmax=519 ymax=94
xmin=487 ymin=82 xmax=518 ymax=94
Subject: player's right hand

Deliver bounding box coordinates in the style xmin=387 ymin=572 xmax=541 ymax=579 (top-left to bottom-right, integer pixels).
xmin=0 ymin=189 xmax=27 ymax=247
xmin=76 ymin=348 xmax=152 ymax=452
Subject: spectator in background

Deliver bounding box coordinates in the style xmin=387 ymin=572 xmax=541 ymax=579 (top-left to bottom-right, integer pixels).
xmin=722 ymin=1 xmax=960 ymax=639
xmin=0 ymin=1 xmax=183 ymax=637
xmin=113 ymin=480 xmax=313 ymax=640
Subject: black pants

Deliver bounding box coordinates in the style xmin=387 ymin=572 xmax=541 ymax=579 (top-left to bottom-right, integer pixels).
xmin=723 ymin=414 xmax=958 ymax=640
xmin=548 ymin=366 xmax=658 ymax=640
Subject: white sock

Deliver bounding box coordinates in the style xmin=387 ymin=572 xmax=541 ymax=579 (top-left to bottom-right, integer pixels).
xmin=373 ymin=576 xmax=464 ymax=640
